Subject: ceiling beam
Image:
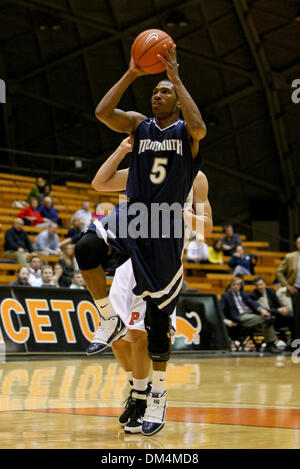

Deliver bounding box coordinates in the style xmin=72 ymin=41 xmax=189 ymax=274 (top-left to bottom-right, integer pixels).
xmin=177 ymin=47 xmax=258 ymax=83
xmin=233 ymin=0 xmax=297 ymax=241
xmin=4 ymin=0 xmax=117 ymax=34
xmin=10 ymin=84 xmax=98 ymax=124
xmin=9 ymin=0 xmax=201 ymax=83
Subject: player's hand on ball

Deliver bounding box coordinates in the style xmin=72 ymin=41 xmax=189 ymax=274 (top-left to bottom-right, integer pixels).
xmin=158 ymin=41 xmax=179 ymax=82
xmin=129 ymin=56 xmax=148 ymax=77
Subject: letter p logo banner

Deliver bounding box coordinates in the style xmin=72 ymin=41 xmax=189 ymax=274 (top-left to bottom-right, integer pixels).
xmin=0 ymin=79 xmax=6 ymax=103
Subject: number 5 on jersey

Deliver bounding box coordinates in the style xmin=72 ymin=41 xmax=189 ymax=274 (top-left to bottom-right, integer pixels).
xmin=150 ymin=157 xmax=168 ymax=184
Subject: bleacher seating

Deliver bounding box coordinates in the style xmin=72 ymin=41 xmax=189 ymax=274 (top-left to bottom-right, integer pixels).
xmin=0 ymin=172 xmax=287 ymax=296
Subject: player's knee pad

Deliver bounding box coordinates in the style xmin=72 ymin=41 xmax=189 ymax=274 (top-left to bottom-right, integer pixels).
xmin=75 ymin=231 xmax=109 ymax=270
xmin=145 ymin=303 xmax=172 ymax=362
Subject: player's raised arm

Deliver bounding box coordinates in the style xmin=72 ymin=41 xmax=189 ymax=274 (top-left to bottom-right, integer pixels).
xmin=183 ymin=171 xmax=213 ymax=238
xmin=95 ymin=57 xmax=147 ymax=135
xmin=158 ymin=42 xmax=206 ymax=155
xmin=91 ymin=138 xmax=131 ymax=192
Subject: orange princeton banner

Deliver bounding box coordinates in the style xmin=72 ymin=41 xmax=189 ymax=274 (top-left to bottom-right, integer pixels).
xmin=0 ymin=287 xmax=229 ymax=354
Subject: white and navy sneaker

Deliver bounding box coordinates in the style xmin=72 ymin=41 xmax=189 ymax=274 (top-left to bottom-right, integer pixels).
xmin=141 ymin=391 xmax=168 ymax=436
xmin=124 ymin=389 xmax=148 ymax=434
xmin=86 ymin=315 xmax=127 ymax=355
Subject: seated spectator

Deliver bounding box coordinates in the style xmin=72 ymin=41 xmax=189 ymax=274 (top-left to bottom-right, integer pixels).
xmin=228 ymin=245 xmax=257 ymax=276
xmin=9 ymin=266 xmax=31 ymax=286
xmin=4 ymin=218 xmax=34 ymax=265
xmin=92 ymin=203 xmax=106 ymax=222
xmin=27 ymin=255 xmax=42 ymax=287
xmin=38 ymin=196 xmax=60 ymax=225
xmin=276 ymin=286 xmax=293 ymax=315
xmin=33 ymin=222 xmax=62 ymax=256
xmin=39 ymin=184 xmax=52 ymax=204
xmin=276 ymin=236 xmax=300 ymax=341
xmin=186 ymin=237 xmax=209 ymax=263
xmin=52 ymin=263 xmax=67 ymax=288
xmin=220 ymin=276 xmax=280 ymax=353
xmin=17 ymin=197 xmax=46 ymax=227
xmin=208 ymin=239 xmax=224 ymax=264
xmin=58 ymin=243 xmax=78 ymax=287
xmin=251 ymin=276 xmax=295 ymax=342
xmin=27 ymin=176 xmax=46 ymax=203
xmin=60 ymin=217 xmax=84 ymax=248
xmin=71 ymin=201 xmax=92 ymax=231
xmin=69 ymin=270 xmax=85 ymax=289
xmin=39 ymin=264 xmax=57 ymax=287
xmin=221 ymin=224 xmax=242 ymax=256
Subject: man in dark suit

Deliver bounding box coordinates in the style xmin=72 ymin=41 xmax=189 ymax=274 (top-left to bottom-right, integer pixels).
xmin=251 ymin=276 xmax=295 ymax=341
xmin=276 ymin=236 xmax=300 ymax=340
xmin=220 ymin=276 xmax=280 ymax=353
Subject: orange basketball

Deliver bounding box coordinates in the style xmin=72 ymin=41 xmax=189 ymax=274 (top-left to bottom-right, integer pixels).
xmin=131 ymin=29 xmax=174 ymax=74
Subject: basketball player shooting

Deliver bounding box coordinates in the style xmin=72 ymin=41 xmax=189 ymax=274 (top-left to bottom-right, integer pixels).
xmin=75 ymin=38 xmax=206 ymax=436
xmin=88 ymin=137 xmax=212 ymax=434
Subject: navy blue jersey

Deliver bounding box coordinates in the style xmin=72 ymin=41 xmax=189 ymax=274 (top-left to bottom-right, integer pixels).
xmin=126 ymin=118 xmax=202 ymax=205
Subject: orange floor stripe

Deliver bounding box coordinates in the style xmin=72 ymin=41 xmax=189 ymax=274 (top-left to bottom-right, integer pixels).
xmin=34 ymin=407 xmax=300 ymax=430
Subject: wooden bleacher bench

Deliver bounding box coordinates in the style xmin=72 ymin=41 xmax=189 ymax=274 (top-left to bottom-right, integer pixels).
xmin=183 ymin=262 xmax=231 ymax=272
xmin=38 ymin=255 xmax=61 ymax=264
xmin=248 ymin=250 xmax=286 ymax=258
xmin=243 ymin=241 xmax=269 ymax=249
xmin=0 ymin=274 xmax=18 ymax=284
xmin=211 ymin=226 xmax=223 ymax=232
xmin=205 ymin=272 xmax=276 ymax=288
xmin=0 ymin=173 xmax=35 ymax=182
xmin=0 ymin=263 xmax=21 ymax=272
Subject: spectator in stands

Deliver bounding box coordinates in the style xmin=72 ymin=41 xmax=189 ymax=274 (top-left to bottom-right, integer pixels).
xmin=9 ymin=266 xmax=31 ymax=286
xmin=38 ymin=196 xmax=60 ymax=225
xmin=17 ymin=197 xmax=46 ymax=227
xmin=92 ymin=203 xmax=106 ymax=222
xmin=39 ymin=184 xmax=52 ymax=204
xmin=58 ymin=243 xmax=78 ymax=287
xmin=220 ymin=276 xmax=280 ymax=353
xmin=228 ymin=245 xmax=257 ymax=276
xmin=276 ymin=236 xmax=300 ymax=340
xmin=27 ymin=176 xmax=46 ymax=203
xmin=4 ymin=218 xmax=34 ymax=265
xmin=221 ymin=224 xmax=242 ymax=256
xmin=27 ymin=254 xmax=42 ymax=287
xmin=51 ymin=263 xmax=67 ymax=288
xmin=39 ymin=264 xmax=56 ymax=288
xmin=60 ymin=217 xmax=84 ymax=248
xmin=186 ymin=237 xmax=209 ymax=264
xmin=208 ymin=239 xmax=224 ymax=264
xmin=251 ymin=276 xmax=295 ymax=343
xmin=33 ymin=222 xmax=62 ymax=256
xmin=69 ymin=270 xmax=85 ymax=289
xmin=71 ymin=201 xmax=92 ymax=231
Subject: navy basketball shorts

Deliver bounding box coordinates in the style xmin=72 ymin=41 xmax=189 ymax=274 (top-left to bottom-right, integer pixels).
xmin=89 ymin=202 xmax=184 ymax=316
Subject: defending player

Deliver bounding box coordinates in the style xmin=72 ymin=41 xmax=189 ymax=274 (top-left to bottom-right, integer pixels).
xmin=88 ymin=137 xmax=212 ymax=433
xmin=75 ymin=42 xmax=207 ymax=435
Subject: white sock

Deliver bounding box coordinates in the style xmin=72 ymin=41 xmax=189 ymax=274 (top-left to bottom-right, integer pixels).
xmin=132 ymin=377 xmax=148 ymax=392
xmin=151 ymin=371 xmax=166 ymax=394
xmin=94 ymin=297 xmax=115 ymax=320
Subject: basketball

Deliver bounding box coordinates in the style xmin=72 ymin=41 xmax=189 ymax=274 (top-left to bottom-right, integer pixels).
xmin=131 ymin=29 xmax=175 ymax=74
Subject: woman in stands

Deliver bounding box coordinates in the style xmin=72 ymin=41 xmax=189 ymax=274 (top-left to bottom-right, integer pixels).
xmin=58 ymin=243 xmax=79 ymax=287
